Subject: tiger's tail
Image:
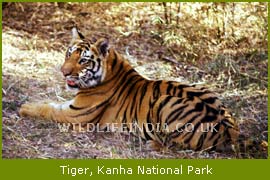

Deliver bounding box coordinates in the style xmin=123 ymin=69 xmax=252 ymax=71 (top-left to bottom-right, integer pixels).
xmin=235 ymin=134 xmax=268 ymax=158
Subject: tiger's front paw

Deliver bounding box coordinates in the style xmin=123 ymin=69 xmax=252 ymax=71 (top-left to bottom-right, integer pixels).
xmin=19 ymin=102 xmax=51 ymax=119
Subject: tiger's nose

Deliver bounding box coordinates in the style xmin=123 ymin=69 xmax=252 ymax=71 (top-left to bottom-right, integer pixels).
xmin=61 ymin=66 xmax=73 ymax=77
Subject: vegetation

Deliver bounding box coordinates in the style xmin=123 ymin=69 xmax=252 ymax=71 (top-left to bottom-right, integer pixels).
xmin=2 ymin=2 xmax=268 ymax=159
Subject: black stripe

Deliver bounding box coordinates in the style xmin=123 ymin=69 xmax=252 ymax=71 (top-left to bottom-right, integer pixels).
xmin=173 ymin=101 xmax=203 ymax=123
xmin=143 ymin=125 xmax=152 ymax=140
xmin=117 ymin=77 xmax=144 ymax=114
xmin=183 ymin=96 xmax=194 ymax=103
xmin=71 ymin=98 xmax=111 ymax=118
xmin=171 ymin=98 xmax=184 ymax=107
xmin=116 ymin=71 xmax=138 ymax=97
xmin=156 ymin=96 xmax=174 ymax=123
xmin=129 ymin=86 xmax=141 ymax=117
xmin=114 ymin=76 xmax=143 ymax=118
xmin=172 ymin=86 xmax=177 ymax=96
xmin=201 ymin=115 xmax=217 ymax=123
xmin=134 ymin=108 xmax=138 ymax=125
xmin=183 ymin=121 xmax=202 ymax=144
xmin=203 ymin=97 xmax=218 ymax=104
xmin=205 ymin=104 xmax=219 ymax=114
xmin=166 ymin=104 xmax=189 ymax=125
xmin=225 ymin=127 xmax=232 ymax=140
xmin=147 ymin=112 xmax=154 ymax=134
xmin=89 ymin=104 xmax=110 ymax=125
xmin=111 ymin=51 xmax=118 ymax=70
xmin=126 ymin=77 xmax=144 ymax=96
xmin=177 ymin=88 xmax=183 ymax=97
xmin=178 ymin=84 xmax=190 ymax=89
xmin=168 ymin=113 xmax=201 ymax=138
xmin=146 ymin=109 xmax=151 ymax=123
xmin=195 ymin=131 xmax=208 ymax=151
xmin=91 ymin=61 xmax=96 ymax=71
xmin=127 ymin=79 xmax=145 ymax=114
xmin=95 ymin=58 xmax=101 ymax=72
xmin=101 ymin=61 xmax=125 ymax=86
xmin=166 ymin=99 xmax=204 ymax=125
xmin=209 ymin=123 xmax=221 ymax=140
xmin=211 ymin=134 xmax=221 ymax=151
xmin=187 ymin=91 xmax=208 ymax=98
xmin=122 ymin=122 xmax=129 ymax=132
xmin=166 ymin=82 xmax=173 ymax=95
xmin=122 ymin=109 xmax=128 ymax=124
xmin=69 ymin=105 xmax=84 ymax=110
xmin=84 ymin=46 xmax=89 ymax=50
xmin=139 ymin=81 xmax=149 ymax=109
xmin=153 ymin=80 xmax=162 ymax=99
xmin=147 ymin=122 xmax=155 ymax=133
xmin=195 ymin=102 xmax=204 ymax=111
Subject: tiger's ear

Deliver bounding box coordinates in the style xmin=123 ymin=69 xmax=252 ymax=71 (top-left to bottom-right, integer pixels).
xmin=70 ymin=26 xmax=85 ymax=44
xmin=95 ymin=38 xmax=109 ymax=57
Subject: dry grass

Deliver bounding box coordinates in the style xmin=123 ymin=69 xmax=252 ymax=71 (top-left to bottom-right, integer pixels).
xmin=2 ymin=2 xmax=268 ymax=159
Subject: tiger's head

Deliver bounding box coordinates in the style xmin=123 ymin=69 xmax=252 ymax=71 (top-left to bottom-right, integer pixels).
xmin=61 ymin=27 xmax=109 ymax=90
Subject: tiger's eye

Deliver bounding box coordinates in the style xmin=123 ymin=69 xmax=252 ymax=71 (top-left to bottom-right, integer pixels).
xmin=79 ymin=58 xmax=88 ymax=64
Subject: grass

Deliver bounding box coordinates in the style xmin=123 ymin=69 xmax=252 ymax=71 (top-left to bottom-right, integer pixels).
xmin=2 ymin=2 xmax=268 ymax=159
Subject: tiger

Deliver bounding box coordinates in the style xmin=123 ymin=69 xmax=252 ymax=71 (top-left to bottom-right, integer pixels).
xmin=19 ymin=26 xmax=239 ymax=152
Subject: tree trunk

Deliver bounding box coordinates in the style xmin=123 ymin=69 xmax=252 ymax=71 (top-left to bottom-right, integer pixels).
xmin=162 ymin=2 xmax=169 ymax=24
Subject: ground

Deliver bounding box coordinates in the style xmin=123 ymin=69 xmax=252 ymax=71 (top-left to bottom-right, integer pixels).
xmin=2 ymin=2 xmax=268 ymax=159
